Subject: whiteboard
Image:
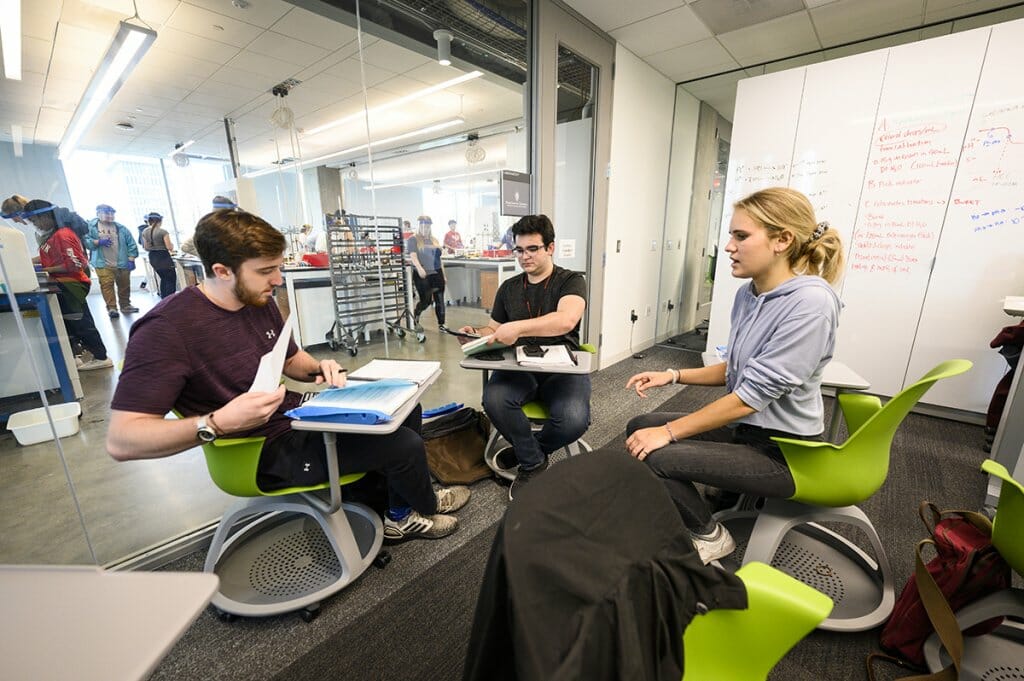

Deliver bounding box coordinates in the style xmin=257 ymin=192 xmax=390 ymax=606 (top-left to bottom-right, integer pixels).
xmin=706 ymin=69 xmax=805 ymax=350
xmin=706 ymin=18 xmax=1024 ymax=413
xmin=906 ymin=21 xmax=1024 ymax=412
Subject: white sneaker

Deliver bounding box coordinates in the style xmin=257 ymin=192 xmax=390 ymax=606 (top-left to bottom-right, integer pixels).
xmin=383 ymin=510 xmax=457 ymax=542
xmin=692 ymin=523 xmax=736 ymax=564
xmin=78 ymin=357 xmax=114 ymax=371
xmin=436 ymin=486 xmax=471 ymax=513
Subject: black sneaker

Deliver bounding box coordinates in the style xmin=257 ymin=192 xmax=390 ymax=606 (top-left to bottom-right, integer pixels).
xmin=495 ymin=446 xmax=518 ymax=470
xmin=509 ymin=459 xmax=549 ymax=501
xmin=108 ymin=310 xmax=119 ymax=318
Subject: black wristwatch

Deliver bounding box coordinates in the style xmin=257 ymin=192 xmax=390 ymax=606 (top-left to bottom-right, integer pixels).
xmin=196 ymin=414 xmax=217 ymax=443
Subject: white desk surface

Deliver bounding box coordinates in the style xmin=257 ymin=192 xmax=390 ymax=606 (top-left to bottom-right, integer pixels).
xmin=1005 ymin=296 xmax=1024 ymax=316
xmin=700 ymin=353 xmax=870 ymax=391
xmin=0 ymin=565 xmax=217 ymax=681
xmin=290 ymin=369 xmax=440 ymax=434
xmin=460 ymin=348 xmax=593 ymax=375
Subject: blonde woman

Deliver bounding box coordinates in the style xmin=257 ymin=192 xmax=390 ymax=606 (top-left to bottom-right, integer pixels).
xmin=624 ymin=187 xmax=845 ymax=564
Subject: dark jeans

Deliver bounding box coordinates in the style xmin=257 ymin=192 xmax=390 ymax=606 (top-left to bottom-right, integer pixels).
xmin=56 ymin=281 xmax=108 ymax=360
xmin=483 ymin=370 xmax=591 ymax=469
xmin=627 ymin=412 xmax=804 ymax=533
xmin=413 ymin=271 xmax=445 ymax=324
xmin=258 ymin=405 xmax=437 ymax=515
xmin=154 ymin=267 xmax=176 ymax=298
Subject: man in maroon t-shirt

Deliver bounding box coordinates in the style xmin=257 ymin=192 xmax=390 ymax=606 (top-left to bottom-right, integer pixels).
xmin=107 ymin=209 xmax=470 ymax=541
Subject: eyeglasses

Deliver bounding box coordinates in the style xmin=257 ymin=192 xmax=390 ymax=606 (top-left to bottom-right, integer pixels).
xmin=512 ymin=245 xmax=545 ymax=256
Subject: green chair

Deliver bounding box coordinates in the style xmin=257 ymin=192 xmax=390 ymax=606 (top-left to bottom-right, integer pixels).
xmin=923 ymin=459 xmax=1024 ymax=677
xmin=682 ymin=562 xmax=833 ymax=680
xmin=197 ymin=433 xmax=383 ymax=621
xmin=717 ymin=359 xmax=973 ymax=631
xmin=484 ymin=343 xmax=597 ymax=481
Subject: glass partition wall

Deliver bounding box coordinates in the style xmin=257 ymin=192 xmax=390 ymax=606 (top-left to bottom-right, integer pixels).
xmin=0 ymin=0 xmax=528 ymax=567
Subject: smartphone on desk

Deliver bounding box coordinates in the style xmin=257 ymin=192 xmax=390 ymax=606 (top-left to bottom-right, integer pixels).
xmin=521 ymin=344 xmax=547 ymax=358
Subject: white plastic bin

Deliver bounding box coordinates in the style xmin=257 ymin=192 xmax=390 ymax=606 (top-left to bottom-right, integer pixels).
xmin=6 ymin=402 xmax=82 ymax=446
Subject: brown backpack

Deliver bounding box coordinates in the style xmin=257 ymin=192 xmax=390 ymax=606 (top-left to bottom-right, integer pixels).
xmin=422 ymin=407 xmax=492 ymax=485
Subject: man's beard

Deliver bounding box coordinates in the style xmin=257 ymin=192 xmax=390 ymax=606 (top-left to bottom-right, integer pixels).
xmin=234 ymin=279 xmax=271 ymax=307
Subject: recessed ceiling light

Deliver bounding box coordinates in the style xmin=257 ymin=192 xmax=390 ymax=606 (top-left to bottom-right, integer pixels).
xmin=232 ymin=0 xmax=251 ymax=8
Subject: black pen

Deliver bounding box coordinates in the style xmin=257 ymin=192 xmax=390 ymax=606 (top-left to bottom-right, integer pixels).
xmin=569 ymin=350 xmax=578 ymax=366
xmin=308 ymin=368 xmax=347 ymax=379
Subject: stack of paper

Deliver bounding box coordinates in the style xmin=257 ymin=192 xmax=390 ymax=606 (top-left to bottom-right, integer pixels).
xmin=285 ymin=379 xmax=417 ymax=424
xmin=461 ymin=335 xmax=510 ymax=356
xmin=515 ymin=345 xmax=577 ymax=368
xmin=348 ymin=359 xmax=440 ymax=385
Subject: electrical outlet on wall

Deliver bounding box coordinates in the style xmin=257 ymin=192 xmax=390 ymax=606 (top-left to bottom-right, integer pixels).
xmin=650 ymin=240 xmax=657 ymax=251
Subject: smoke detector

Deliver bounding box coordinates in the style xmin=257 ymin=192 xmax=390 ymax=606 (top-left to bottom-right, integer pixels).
xmin=172 ymin=152 xmax=190 ymax=167
xmin=465 ymin=135 xmax=485 ymax=163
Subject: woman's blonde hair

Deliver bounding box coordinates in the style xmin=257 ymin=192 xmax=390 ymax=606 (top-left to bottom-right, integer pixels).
xmin=2 ymin=195 xmax=29 ymax=215
xmin=734 ymin=187 xmax=845 ymax=285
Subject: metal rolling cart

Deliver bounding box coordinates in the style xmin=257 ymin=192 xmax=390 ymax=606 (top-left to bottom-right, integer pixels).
xmin=324 ymin=213 xmax=424 ymax=355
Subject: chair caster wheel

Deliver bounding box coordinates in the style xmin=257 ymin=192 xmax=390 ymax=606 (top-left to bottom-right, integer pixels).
xmin=300 ymin=605 xmax=320 ymax=623
xmin=373 ymin=550 xmax=392 ymax=568
xmin=348 ymin=347 xmax=358 ymax=357
xmin=215 ymin=609 xmax=237 ymax=623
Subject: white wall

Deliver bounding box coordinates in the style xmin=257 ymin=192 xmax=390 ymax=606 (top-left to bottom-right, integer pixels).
xmin=657 ymin=88 xmax=701 ymax=341
xmin=598 ymin=46 xmax=677 ymax=367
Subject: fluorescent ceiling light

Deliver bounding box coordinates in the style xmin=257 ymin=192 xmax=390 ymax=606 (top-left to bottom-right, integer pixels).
xmin=303 ymin=71 xmax=483 ymax=137
xmin=168 ymin=139 xmax=196 ymax=156
xmin=0 ymin=0 xmax=21 ymax=80
xmin=366 ymin=167 xmax=498 ymax=190
xmin=245 ymin=118 xmax=466 ymax=178
xmin=58 ymin=21 xmax=157 ymax=160
xmin=11 ymin=124 xmax=22 ymax=157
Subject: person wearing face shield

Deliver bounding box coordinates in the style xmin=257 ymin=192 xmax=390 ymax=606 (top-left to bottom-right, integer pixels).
xmin=23 ymin=199 xmax=112 ymax=370
xmin=3 ymin=194 xmax=90 ymax=251
xmin=407 ymin=215 xmax=447 ymax=329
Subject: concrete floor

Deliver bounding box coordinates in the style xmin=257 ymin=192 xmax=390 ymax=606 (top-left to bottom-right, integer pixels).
xmin=0 ymin=283 xmax=494 ymax=566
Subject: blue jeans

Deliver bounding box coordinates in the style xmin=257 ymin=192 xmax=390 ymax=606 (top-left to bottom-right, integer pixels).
xmin=483 ymin=370 xmax=591 ymax=469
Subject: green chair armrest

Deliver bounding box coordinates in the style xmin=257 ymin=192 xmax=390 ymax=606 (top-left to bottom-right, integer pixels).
xmin=837 ymin=393 xmax=882 ymax=437
xmin=580 ymin=343 xmax=597 ymax=354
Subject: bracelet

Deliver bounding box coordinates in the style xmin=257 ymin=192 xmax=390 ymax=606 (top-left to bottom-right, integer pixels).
xmin=207 ymin=410 xmax=225 ymax=437
xmin=665 ymin=423 xmax=678 ymax=443
xmin=666 ymin=368 xmax=679 ymax=384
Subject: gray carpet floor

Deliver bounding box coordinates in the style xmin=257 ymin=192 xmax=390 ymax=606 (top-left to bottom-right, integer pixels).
xmin=151 ymin=346 xmax=990 ymax=680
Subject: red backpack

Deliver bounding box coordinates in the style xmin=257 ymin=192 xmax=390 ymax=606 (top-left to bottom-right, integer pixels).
xmin=868 ymin=502 xmax=1010 ymax=680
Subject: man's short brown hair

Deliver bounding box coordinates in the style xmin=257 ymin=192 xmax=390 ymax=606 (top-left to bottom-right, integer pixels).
xmin=194 ymin=209 xmax=285 ymax=276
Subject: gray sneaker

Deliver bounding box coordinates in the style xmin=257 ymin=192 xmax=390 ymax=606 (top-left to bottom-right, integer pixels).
xmin=383 ymin=510 xmax=457 ymax=542
xmin=436 ymin=486 xmax=471 ymax=513
xmin=691 ymin=523 xmax=736 ymax=564
xmin=78 ymin=357 xmax=114 ymax=371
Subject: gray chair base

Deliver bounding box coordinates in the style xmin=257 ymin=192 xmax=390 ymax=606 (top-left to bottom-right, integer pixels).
xmin=717 ymin=499 xmax=894 ymax=632
xmin=923 ymin=588 xmax=1024 ymax=680
xmin=203 ymin=493 xmax=382 ymax=618
xmin=483 ymin=427 xmax=592 ymax=481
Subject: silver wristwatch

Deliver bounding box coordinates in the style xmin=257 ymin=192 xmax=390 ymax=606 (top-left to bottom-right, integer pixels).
xmin=196 ymin=414 xmax=217 ymax=443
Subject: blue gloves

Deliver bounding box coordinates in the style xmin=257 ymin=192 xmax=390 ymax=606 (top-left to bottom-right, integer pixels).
xmin=126 ymin=259 xmax=136 ymax=271
xmin=97 ymin=237 xmax=113 ymax=247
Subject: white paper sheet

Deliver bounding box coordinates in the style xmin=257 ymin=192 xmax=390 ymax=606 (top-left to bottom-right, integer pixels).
xmin=248 ymin=316 xmax=293 ymax=393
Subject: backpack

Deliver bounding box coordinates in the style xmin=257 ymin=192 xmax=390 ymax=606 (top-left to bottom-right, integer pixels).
xmin=867 ymin=501 xmax=1010 ymax=680
xmin=422 ymin=406 xmax=492 ymax=485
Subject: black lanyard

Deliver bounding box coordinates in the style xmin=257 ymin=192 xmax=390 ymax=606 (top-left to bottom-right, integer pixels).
xmin=523 ymin=274 xmax=552 ymax=319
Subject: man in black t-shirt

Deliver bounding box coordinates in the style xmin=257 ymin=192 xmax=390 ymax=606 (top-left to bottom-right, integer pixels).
xmin=458 ymin=215 xmax=590 ymax=500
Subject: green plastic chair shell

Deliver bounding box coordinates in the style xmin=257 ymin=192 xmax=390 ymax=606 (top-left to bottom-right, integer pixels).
xmin=772 ymin=359 xmax=973 ymax=507
xmin=982 ymin=458 xmax=1024 ymax=575
xmin=682 ymin=562 xmax=834 ymax=680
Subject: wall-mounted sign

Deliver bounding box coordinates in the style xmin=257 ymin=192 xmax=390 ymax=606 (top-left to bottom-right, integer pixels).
xmin=500 ymin=170 xmax=531 ymax=216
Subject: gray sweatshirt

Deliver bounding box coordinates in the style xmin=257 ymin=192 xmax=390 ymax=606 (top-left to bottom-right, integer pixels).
xmin=726 ymin=275 xmax=842 ymax=436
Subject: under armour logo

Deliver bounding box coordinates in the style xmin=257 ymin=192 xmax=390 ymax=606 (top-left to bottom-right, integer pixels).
xmin=303 ymin=462 xmax=311 ymax=472
xmin=266 ymin=330 xmax=276 ymax=339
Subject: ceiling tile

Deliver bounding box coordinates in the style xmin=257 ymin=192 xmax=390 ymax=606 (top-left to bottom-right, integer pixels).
xmin=153 ymin=27 xmax=241 ymax=65
xmin=404 ymin=61 xmax=479 ymax=86
xmin=810 ymin=0 xmax=926 ymax=47
xmin=137 ymin=48 xmax=221 ymax=80
xmin=182 ymin=0 xmax=293 ymax=29
xmin=924 ymin=0 xmax=1021 ymax=22
xmin=718 ymin=11 xmax=820 ymax=66
xmin=561 ymin=0 xmax=685 ymax=32
xmin=108 ymin=89 xmax=183 ymax=117
xmin=246 ymin=31 xmax=330 ymax=67
xmin=166 ymin=3 xmax=265 ymax=48
xmin=610 ymin=5 xmax=712 ymax=58
xmin=357 ymin=40 xmax=433 ymax=74
xmin=762 ymin=51 xmax=825 ymax=73
xmin=270 ymin=6 xmax=360 ymax=50
xmin=225 ymin=51 xmax=299 ymax=83
xmin=325 ymin=58 xmax=393 ymax=87
xmin=644 ymin=38 xmax=741 ymax=82
xmin=78 ymin=0 xmax=179 ymax=25
xmin=689 ymin=0 xmax=806 ymax=33
xmin=949 ymin=3 xmax=1024 ymax=28
xmin=821 ymin=29 xmax=923 ymax=59
xmin=22 ymin=2 xmax=61 ymax=41
xmin=22 ymin=37 xmax=53 ymax=77
xmin=41 ymin=76 xmax=85 ymax=112
xmin=286 ymin=72 xmax=362 ymax=105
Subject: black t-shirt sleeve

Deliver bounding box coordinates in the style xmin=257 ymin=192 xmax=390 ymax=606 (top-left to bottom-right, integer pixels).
xmin=556 ymin=271 xmax=587 ymax=304
xmin=491 ymin=278 xmax=513 ymax=324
